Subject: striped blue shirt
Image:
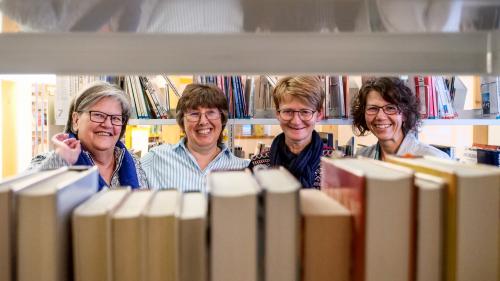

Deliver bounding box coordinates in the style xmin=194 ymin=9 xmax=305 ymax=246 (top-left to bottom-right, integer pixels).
xmin=141 ymin=138 xmax=249 ymax=193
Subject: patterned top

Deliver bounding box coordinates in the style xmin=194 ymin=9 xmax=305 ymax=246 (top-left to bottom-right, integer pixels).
xmin=356 ymin=133 xmax=450 ymax=159
xmin=141 ymin=138 xmax=249 ymax=193
xmin=248 ymin=146 xmax=334 ymax=189
xmin=29 ymin=147 xmax=150 ymax=188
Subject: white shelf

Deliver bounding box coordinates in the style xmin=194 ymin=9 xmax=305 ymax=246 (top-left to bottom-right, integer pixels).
xmin=0 ymin=32 xmax=492 ymax=74
xmin=129 ymin=118 xmax=500 ymax=126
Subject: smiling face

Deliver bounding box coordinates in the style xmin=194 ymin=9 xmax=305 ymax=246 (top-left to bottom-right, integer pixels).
xmin=364 ymin=90 xmax=405 ymax=145
xmin=72 ymin=97 xmax=123 ymax=153
xmin=276 ymin=97 xmax=323 ymax=150
xmin=183 ymin=107 xmax=223 ymax=152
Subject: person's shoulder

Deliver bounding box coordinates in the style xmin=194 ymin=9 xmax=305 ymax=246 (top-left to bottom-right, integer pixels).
xmin=355 ymin=144 xmax=377 ymax=158
xmin=249 ymin=150 xmax=271 ymax=169
xmin=420 ymin=143 xmax=451 ymax=159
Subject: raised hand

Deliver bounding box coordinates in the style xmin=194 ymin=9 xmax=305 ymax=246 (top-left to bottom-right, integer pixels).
xmin=52 ymin=133 xmax=81 ymax=165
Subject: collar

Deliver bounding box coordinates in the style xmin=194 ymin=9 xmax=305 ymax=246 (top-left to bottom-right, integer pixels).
xmin=175 ymin=137 xmax=230 ymax=156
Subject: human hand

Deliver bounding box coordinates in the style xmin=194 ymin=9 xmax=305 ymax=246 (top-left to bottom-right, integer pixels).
xmin=52 ymin=133 xmax=81 ymax=165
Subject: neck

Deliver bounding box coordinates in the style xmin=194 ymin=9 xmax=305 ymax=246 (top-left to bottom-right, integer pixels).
xmin=378 ymin=132 xmax=405 ymax=159
xmin=186 ymin=141 xmax=221 ymax=170
xmin=285 ymin=136 xmax=312 ymax=155
xmin=89 ymin=149 xmax=115 ymax=167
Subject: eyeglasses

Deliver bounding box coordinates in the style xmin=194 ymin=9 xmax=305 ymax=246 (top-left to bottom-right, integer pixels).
xmin=83 ymin=111 xmax=125 ymax=126
xmin=365 ymin=104 xmax=400 ymax=115
xmin=185 ymin=110 xmax=221 ymax=122
xmin=277 ymin=109 xmax=316 ymax=121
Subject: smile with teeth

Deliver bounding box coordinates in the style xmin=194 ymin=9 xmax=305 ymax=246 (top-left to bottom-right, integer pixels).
xmin=373 ymin=124 xmax=391 ymax=129
xmin=96 ymin=132 xmax=113 ymax=136
xmin=196 ymin=128 xmax=212 ymax=135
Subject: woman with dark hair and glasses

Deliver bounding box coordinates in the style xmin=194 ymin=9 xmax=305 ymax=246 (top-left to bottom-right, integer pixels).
xmin=30 ymin=81 xmax=149 ymax=189
xmin=141 ymin=83 xmax=248 ymax=192
xmin=249 ymin=76 xmax=333 ymax=189
xmin=352 ymin=77 xmax=449 ymax=160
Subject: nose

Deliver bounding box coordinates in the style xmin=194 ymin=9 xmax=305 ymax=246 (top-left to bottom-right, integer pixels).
xmin=375 ymin=108 xmax=387 ymax=118
xmin=198 ymin=112 xmax=209 ymax=124
xmin=101 ymin=115 xmax=113 ymax=127
xmin=290 ymin=111 xmax=302 ymax=123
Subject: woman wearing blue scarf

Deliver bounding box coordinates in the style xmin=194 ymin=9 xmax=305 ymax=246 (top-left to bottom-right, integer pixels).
xmin=248 ymin=76 xmax=333 ymax=189
xmin=30 ymin=81 xmax=149 ymax=190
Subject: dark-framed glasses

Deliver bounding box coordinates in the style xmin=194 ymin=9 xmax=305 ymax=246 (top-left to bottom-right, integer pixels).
xmin=85 ymin=111 xmax=125 ymax=126
xmin=277 ymin=109 xmax=316 ymax=121
xmin=365 ymin=104 xmax=399 ymax=115
xmin=185 ymin=110 xmax=221 ymax=122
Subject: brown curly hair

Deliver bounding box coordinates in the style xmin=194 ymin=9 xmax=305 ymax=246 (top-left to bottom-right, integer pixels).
xmin=351 ymin=77 xmax=421 ymax=136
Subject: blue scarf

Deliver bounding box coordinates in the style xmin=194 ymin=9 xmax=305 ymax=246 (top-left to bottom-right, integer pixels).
xmin=270 ymin=130 xmax=323 ymax=188
xmin=69 ymin=133 xmax=140 ymax=190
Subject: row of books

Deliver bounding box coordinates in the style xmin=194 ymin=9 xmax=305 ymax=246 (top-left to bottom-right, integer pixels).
xmin=1 ymin=156 xmax=498 ymax=281
xmin=196 ymin=75 xmax=249 ymax=118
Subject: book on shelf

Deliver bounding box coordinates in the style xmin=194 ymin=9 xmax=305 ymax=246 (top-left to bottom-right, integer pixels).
xmin=72 ymin=188 xmax=131 ymax=281
xmin=300 ymin=189 xmax=352 ymax=281
xmin=386 ymin=155 xmax=500 ymax=281
xmin=325 ymin=75 xmax=346 ymax=118
xmin=208 ymin=170 xmax=259 ymax=281
xmin=143 ymin=189 xmax=178 ymax=281
xmin=111 ymin=190 xmax=155 ymax=281
xmin=0 ymin=168 xmax=69 ymax=281
xmin=430 ymin=144 xmax=456 ymax=159
xmin=414 ymin=173 xmax=445 ymax=281
xmin=17 ymin=166 xmax=98 ymax=281
xmin=480 ymin=76 xmax=500 ymax=118
xmin=321 ymin=157 xmax=416 ymax=281
xmin=175 ymin=191 xmax=207 ymax=281
xmin=254 ymin=167 xmax=301 ymax=281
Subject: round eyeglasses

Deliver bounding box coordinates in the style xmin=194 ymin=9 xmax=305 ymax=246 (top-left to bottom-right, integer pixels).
xmin=365 ymin=104 xmax=399 ymax=115
xmin=277 ymin=109 xmax=316 ymax=121
xmin=184 ymin=110 xmax=221 ymax=122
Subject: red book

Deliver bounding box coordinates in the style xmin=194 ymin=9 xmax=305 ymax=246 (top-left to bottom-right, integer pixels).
xmin=321 ymin=158 xmax=416 ymax=281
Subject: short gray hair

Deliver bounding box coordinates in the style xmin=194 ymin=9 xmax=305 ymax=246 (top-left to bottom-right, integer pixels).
xmin=65 ymin=81 xmax=131 ymax=139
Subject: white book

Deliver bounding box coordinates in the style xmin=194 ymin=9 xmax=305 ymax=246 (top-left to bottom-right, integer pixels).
xmin=208 ymin=171 xmax=259 ymax=281
xmin=0 ymin=168 xmax=68 ymax=281
xmin=254 ymin=167 xmax=300 ymax=281
xmin=72 ymin=188 xmax=131 ymax=281
xmin=17 ymin=166 xmax=98 ymax=281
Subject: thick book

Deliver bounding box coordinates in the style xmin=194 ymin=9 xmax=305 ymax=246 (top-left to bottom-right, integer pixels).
xmin=111 ymin=190 xmax=154 ymax=281
xmin=72 ymin=188 xmax=131 ymax=281
xmin=254 ymin=167 xmax=301 ymax=281
xmin=414 ymin=173 xmax=445 ymax=281
xmin=321 ymin=158 xmax=416 ymax=281
xmin=143 ymin=189 xmax=178 ymax=281
xmin=386 ymin=155 xmax=500 ymax=281
xmin=301 ymin=189 xmax=352 ymax=281
xmin=175 ymin=191 xmax=207 ymax=281
xmin=0 ymin=168 xmax=68 ymax=281
xmin=17 ymin=166 xmax=99 ymax=281
xmin=208 ymin=171 xmax=259 ymax=281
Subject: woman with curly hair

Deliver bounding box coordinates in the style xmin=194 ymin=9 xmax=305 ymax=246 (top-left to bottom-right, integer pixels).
xmin=351 ymin=77 xmax=449 ymax=160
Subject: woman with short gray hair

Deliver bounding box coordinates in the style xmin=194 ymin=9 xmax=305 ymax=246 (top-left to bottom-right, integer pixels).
xmin=30 ymin=81 xmax=149 ymax=190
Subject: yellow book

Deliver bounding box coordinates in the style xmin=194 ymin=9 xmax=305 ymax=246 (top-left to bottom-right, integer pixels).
xmin=386 ymin=155 xmax=500 ymax=281
xmin=142 ymin=189 xmax=178 ymax=281
xmin=72 ymin=188 xmax=130 ymax=281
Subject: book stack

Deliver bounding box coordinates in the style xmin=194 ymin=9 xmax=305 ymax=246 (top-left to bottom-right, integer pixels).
xmin=1 ymin=159 xmax=498 ymax=281
xmin=321 ymin=156 xmax=499 ymax=281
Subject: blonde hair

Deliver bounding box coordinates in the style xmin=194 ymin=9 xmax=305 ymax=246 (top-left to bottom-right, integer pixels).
xmin=272 ymin=76 xmax=325 ymax=111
